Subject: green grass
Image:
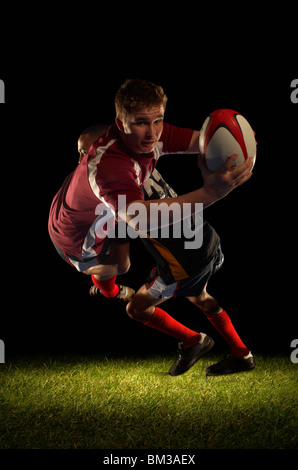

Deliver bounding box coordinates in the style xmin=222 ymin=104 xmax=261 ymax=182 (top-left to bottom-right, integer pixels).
xmin=0 ymin=354 xmax=297 ymax=449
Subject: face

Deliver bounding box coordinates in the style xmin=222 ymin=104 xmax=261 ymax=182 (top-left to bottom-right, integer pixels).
xmin=117 ymin=105 xmax=164 ymax=154
xmin=77 ymin=134 xmax=95 ymax=163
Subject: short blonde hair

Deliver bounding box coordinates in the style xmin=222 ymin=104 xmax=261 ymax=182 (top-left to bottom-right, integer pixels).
xmin=115 ymin=78 xmax=168 ymax=121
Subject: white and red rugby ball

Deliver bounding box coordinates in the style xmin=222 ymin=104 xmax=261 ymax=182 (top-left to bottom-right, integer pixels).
xmin=199 ymin=109 xmax=257 ymax=172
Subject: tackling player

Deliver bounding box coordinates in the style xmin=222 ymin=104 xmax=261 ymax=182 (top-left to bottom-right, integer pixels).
xmin=77 ymin=124 xmax=109 ymax=163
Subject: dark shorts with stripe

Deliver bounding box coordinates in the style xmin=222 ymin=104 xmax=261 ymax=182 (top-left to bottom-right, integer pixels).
xmin=145 ymin=245 xmax=224 ymax=299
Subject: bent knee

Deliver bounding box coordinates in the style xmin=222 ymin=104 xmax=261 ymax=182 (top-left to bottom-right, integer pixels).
xmin=117 ymin=258 xmax=131 ymax=275
xmin=126 ymin=297 xmax=154 ymax=323
xmin=189 ymin=295 xmax=222 ymax=317
xmin=126 ymin=301 xmax=144 ymax=321
xmin=126 ymin=302 xmax=139 ymax=320
xmin=204 ymin=303 xmax=223 ymax=317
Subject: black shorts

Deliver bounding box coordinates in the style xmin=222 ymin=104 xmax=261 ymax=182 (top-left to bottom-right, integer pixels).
xmin=145 ymin=245 xmax=224 ymax=299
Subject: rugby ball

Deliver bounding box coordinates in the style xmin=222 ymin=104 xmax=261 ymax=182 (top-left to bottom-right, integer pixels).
xmin=199 ymin=109 xmax=256 ymax=172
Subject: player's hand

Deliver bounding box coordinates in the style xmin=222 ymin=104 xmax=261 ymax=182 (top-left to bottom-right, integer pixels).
xmin=198 ymin=153 xmax=254 ymax=202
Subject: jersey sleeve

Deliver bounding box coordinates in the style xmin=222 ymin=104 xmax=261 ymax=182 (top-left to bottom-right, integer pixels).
xmin=160 ymin=122 xmax=194 ymax=154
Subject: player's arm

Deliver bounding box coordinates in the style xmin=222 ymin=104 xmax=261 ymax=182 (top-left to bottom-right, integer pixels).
xmin=119 ymin=154 xmax=253 ymax=228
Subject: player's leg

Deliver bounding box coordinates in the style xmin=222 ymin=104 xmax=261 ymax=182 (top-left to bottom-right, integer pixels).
xmin=127 ymin=284 xmax=200 ymax=344
xmin=187 ymin=286 xmax=255 ymax=375
xmin=187 ymin=285 xmax=250 ymax=356
xmin=187 ymin=286 xmax=223 ymax=317
xmin=126 ymin=282 xmax=214 ymax=376
xmin=84 ymin=241 xmax=134 ymax=301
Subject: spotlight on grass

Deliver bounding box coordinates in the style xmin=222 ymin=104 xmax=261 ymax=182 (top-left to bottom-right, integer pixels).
xmin=0 ymin=354 xmax=297 ymax=449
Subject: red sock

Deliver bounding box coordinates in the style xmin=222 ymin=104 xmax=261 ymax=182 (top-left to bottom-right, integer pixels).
xmin=207 ymin=310 xmax=249 ymax=357
xmin=144 ymin=307 xmax=200 ymax=348
xmin=91 ymin=275 xmax=119 ymax=298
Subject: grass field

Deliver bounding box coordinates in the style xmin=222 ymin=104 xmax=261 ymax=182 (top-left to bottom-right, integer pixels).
xmin=0 ymin=353 xmax=297 ymax=449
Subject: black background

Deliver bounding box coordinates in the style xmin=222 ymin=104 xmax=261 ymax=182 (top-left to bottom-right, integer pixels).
xmin=1 ymin=31 xmax=297 ymax=360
